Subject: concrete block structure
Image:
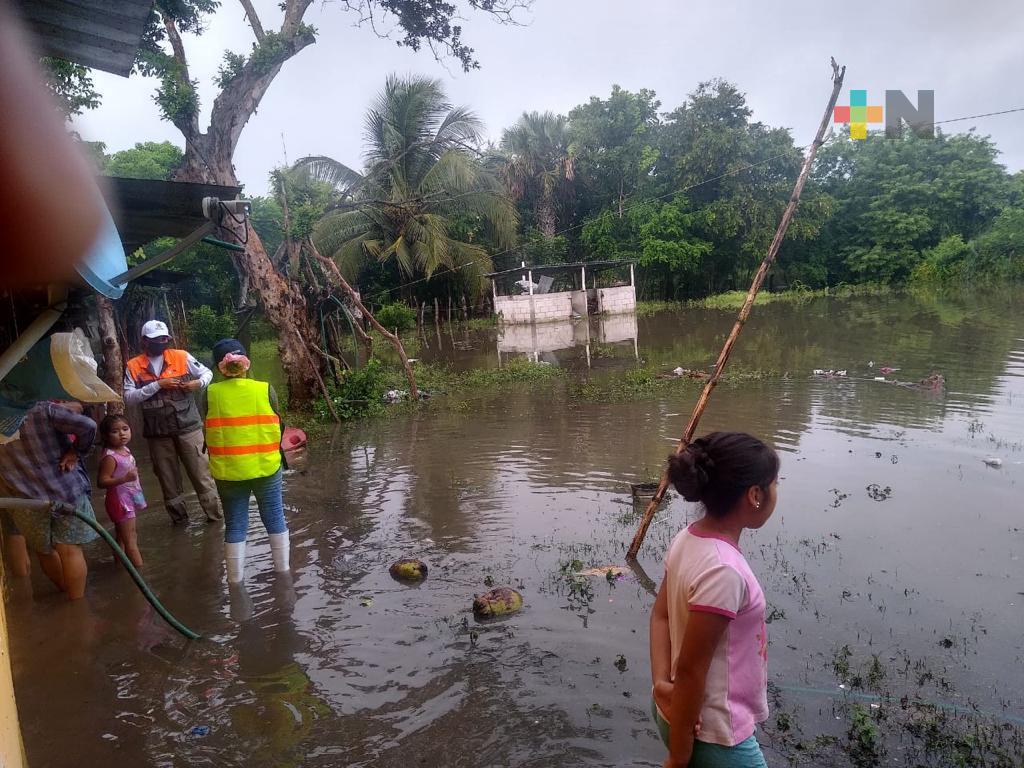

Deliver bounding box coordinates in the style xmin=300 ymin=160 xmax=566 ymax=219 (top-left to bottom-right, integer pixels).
xmin=487 ymin=260 xmax=636 ymax=325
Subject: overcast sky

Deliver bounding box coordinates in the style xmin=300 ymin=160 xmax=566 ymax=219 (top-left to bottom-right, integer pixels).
xmin=74 ymin=0 xmax=1024 ymax=197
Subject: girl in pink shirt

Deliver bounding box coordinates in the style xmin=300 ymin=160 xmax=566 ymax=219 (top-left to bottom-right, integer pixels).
xmin=649 ymin=432 xmax=779 ymax=768
xmin=96 ymin=415 xmax=147 ymax=568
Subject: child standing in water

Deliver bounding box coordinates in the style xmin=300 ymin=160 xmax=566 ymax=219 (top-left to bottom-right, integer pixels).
xmin=204 ymin=338 xmax=289 ymax=583
xmin=96 ymin=414 xmax=147 ymax=568
xmin=649 ymin=432 xmax=779 ymax=768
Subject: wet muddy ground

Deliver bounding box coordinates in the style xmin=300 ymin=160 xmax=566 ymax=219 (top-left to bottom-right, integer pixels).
xmin=6 ymin=291 xmax=1024 ymax=766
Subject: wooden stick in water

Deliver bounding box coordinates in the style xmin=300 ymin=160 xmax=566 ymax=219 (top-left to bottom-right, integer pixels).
xmin=627 ymin=59 xmax=846 ymax=560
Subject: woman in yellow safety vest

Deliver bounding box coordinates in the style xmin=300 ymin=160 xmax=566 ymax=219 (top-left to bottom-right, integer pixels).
xmin=205 ymin=339 xmax=289 ymax=583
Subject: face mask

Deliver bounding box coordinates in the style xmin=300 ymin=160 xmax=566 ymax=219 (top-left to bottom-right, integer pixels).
xmin=145 ymin=339 xmax=170 ymax=356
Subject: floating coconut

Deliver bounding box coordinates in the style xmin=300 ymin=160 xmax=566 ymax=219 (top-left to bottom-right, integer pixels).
xmin=473 ymin=586 xmax=523 ymax=619
xmin=389 ymin=558 xmax=428 ymax=582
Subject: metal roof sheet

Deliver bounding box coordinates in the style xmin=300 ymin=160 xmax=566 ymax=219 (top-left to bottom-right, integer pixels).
xmin=106 ymin=177 xmax=242 ymax=253
xmin=15 ymin=0 xmax=154 ymax=76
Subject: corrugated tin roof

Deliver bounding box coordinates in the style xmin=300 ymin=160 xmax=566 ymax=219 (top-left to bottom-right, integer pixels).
xmin=15 ymin=0 xmax=154 ymax=76
xmin=106 ymin=177 xmax=242 ymax=252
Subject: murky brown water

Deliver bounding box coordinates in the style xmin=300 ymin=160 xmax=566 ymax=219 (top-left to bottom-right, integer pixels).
xmin=7 ymin=290 xmax=1024 ymax=766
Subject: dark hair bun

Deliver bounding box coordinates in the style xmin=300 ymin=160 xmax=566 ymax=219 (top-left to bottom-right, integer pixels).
xmin=667 ymin=441 xmax=715 ymax=502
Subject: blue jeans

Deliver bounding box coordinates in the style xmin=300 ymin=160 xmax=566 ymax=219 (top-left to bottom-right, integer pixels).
xmin=651 ymin=696 xmax=768 ymax=768
xmin=216 ymin=469 xmax=287 ymax=544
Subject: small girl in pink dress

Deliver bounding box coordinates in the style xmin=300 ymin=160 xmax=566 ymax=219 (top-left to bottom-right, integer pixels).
xmin=96 ymin=415 xmax=146 ymax=568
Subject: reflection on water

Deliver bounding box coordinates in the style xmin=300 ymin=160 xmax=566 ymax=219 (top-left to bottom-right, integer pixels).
xmin=7 ymin=290 xmax=1024 ymax=766
xmin=496 ymin=314 xmax=639 ymax=367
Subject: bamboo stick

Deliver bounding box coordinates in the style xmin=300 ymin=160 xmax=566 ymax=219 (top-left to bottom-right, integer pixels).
xmin=627 ymin=59 xmax=846 ymax=560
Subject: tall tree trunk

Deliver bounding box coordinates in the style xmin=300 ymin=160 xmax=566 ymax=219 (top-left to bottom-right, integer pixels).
xmin=162 ymin=5 xmax=319 ymax=405
xmin=537 ymin=194 xmax=557 ymax=239
xmin=96 ymin=296 xmax=124 ymax=415
xmin=173 ymin=126 xmax=321 ymax=407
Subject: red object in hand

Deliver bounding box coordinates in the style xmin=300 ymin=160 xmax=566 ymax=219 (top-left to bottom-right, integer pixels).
xmin=281 ymin=426 xmax=307 ymax=450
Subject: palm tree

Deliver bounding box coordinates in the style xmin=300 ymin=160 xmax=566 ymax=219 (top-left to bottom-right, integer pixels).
xmin=498 ymin=111 xmax=576 ymax=239
xmin=296 ymin=75 xmax=517 ymax=294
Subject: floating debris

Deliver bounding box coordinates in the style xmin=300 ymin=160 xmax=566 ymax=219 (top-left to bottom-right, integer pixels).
xmin=473 ymin=587 xmax=523 ymax=619
xmin=983 ymin=457 xmax=1003 ymax=468
xmin=389 ymin=558 xmax=428 ymax=582
xmin=866 ymin=484 xmax=893 ymax=502
xmin=578 ymin=566 xmax=629 ymax=580
xmin=664 ymin=367 xmax=710 ymax=380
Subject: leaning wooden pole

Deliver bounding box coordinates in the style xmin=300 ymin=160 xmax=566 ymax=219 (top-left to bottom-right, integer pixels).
xmin=307 ymin=239 xmax=419 ymax=399
xmin=627 ymin=59 xmax=846 ymax=560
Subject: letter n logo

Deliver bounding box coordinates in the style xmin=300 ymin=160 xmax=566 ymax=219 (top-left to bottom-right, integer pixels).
xmin=885 ymin=90 xmax=935 ymax=139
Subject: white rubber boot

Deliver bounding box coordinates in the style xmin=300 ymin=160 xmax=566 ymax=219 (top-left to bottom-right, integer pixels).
xmin=225 ymin=541 xmax=246 ymax=583
xmin=269 ymin=531 xmax=290 ymax=573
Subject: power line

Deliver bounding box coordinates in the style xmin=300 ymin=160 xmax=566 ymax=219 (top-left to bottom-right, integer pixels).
xmin=329 ymin=103 xmax=1024 ymax=305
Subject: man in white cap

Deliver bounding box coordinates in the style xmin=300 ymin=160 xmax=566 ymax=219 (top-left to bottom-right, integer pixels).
xmin=123 ymin=320 xmax=222 ymax=524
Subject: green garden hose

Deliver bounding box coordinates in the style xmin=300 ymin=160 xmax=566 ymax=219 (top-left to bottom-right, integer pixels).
xmin=0 ymin=497 xmax=201 ymax=640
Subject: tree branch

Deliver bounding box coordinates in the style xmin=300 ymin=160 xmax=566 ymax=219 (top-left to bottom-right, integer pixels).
xmin=282 ymin=0 xmax=315 ymax=37
xmin=161 ymin=14 xmax=189 ymax=78
xmin=237 ymin=0 xmax=266 ymax=42
xmin=207 ymin=30 xmax=316 ymax=167
xmin=160 ymin=13 xmax=201 ymax=139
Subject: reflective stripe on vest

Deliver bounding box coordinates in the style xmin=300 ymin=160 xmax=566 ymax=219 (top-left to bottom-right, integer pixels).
xmin=205 ymin=378 xmax=282 ymax=481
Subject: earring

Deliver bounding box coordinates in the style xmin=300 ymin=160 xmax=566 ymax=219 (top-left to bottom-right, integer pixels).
xmin=755 ymin=502 xmax=761 ymax=509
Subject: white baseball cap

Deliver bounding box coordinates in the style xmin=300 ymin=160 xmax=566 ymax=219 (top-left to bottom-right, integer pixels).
xmin=141 ymin=320 xmax=171 ymax=339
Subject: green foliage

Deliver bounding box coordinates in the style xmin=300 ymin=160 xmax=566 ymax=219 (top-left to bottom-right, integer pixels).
xmin=816 ymin=131 xmax=1010 ymax=284
xmin=154 ymin=57 xmax=199 ymax=125
xmin=333 ymin=1 xmax=523 ymax=72
xmin=846 ymin=704 xmax=884 ymax=768
xmin=912 ymin=235 xmax=974 ymax=283
xmin=971 ymin=207 xmax=1024 ymax=279
xmin=187 ymin=305 xmax=235 ymax=349
xmin=103 ymin=141 xmax=184 ymax=180
xmin=688 ymin=283 xmax=890 ymax=310
xmin=215 ymin=51 xmax=246 ymax=88
xmin=569 ymin=85 xmax=660 ymax=220
xmin=521 ymin=230 xmax=568 ymax=265
xmin=911 ymin=208 xmax=1024 ymax=285
xmin=316 ymin=358 xmax=387 ymax=421
xmin=374 ymin=303 xmax=417 ymax=334
xmin=581 ymin=197 xmax=712 ymax=298
xmin=42 ymin=58 xmax=100 ymax=116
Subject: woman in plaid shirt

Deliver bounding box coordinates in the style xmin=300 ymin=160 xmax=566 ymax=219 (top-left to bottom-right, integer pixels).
xmin=0 ymin=401 xmax=100 ymax=599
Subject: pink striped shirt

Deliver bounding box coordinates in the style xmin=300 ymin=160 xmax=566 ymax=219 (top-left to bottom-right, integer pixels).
xmin=662 ymin=525 xmax=769 ymax=746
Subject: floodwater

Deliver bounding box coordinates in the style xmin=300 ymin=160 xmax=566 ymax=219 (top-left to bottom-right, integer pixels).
xmin=7 ymin=290 xmax=1024 ymax=766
